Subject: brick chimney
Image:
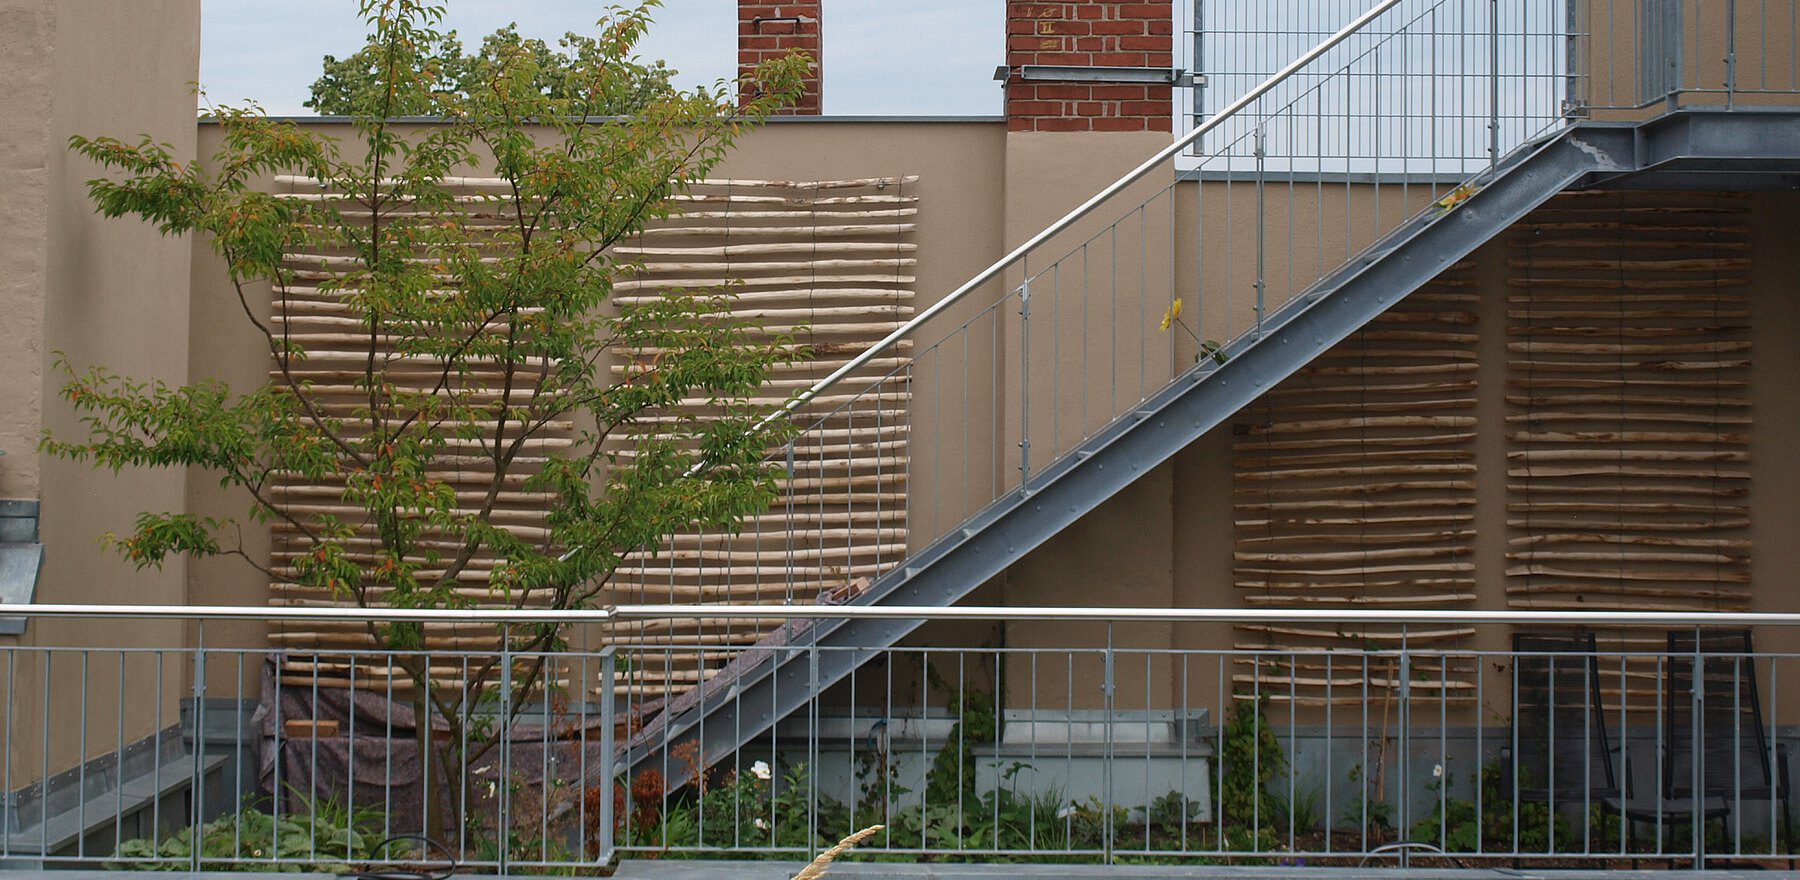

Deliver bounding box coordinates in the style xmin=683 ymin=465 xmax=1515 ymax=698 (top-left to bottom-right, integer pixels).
xmin=1002 ymin=2 xmax=1175 ymax=132
xmin=738 ymin=2 xmax=822 ymax=115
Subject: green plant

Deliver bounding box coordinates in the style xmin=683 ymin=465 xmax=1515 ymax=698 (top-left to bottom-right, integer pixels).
xmin=1410 ymin=768 xmax=1480 ymax=853
xmin=108 ymin=792 xmax=391 ymax=872
xmin=1282 ymin=785 xmax=1324 ymax=835
xmin=56 ymin=0 xmax=810 ymax=845
xmin=618 ymin=760 xmax=851 ymax=857
xmin=1215 ymin=693 xmax=1286 ymax=851
xmin=626 ymin=680 xmax=1312 ymax=866
xmin=1346 ymin=763 xmax=1395 ymax=832
xmin=1407 ymin=759 xmax=1581 ymax=855
xmin=923 ymin=662 xmax=999 ymax=808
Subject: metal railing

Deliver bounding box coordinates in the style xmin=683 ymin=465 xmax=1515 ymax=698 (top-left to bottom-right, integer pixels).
xmin=1579 ymin=0 xmax=1800 ymax=111
xmin=4 ymin=605 xmax=1800 ymax=869
xmin=630 ymin=0 xmax=1589 ymax=611
xmin=1183 ymin=0 xmax=1573 ymax=172
xmin=1182 ymin=0 xmax=1800 ymax=141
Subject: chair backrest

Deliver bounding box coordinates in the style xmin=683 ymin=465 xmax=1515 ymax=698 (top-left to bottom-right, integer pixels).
xmin=1665 ymin=629 xmax=1775 ymax=800
xmin=1511 ymin=632 xmax=1619 ymax=802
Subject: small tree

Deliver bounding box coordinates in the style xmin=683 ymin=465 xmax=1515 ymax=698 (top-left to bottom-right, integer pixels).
xmin=50 ymin=0 xmax=807 ymax=846
xmin=305 ymin=22 xmax=677 ymax=117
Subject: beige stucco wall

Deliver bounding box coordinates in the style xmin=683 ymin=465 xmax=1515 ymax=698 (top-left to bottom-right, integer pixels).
xmin=2 ymin=0 xmax=200 ymax=780
xmin=0 ymin=0 xmax=54 ymax=499
xmin=1745 ymin=191 xmax=1800 ymax=660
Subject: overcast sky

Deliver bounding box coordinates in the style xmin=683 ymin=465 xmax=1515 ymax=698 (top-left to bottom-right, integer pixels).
xmin=200 ymin=0 xmax=1004 ymax=116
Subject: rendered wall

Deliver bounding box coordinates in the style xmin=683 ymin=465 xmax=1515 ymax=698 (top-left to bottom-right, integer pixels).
xmin=1 ymin=0 xmax=201 ymax=784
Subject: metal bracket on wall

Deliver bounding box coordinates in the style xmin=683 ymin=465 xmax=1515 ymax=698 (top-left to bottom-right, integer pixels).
xmin=751 ymin=15 xmax=814 ymax=30
xmin=994 ymin=65 xmax=1198 ymax=87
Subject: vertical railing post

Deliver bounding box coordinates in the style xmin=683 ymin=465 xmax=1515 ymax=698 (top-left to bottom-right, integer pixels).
xmin=1691 ymin=628 xmax=1706 ymax=867
xmin=1397 ymin=639 xmax=1412 ymax=868
xmin=190 ymin=620 xmax=206 ymax=872
xmin=807 ymin=642 xmax=821 ymax=860
xmin=784 ymin=442 xmax=798 ymax=603
xmin=1252 ymin=126 xmax=1266 ymax=338
xmin=1725 ymin=0 xmax=1738 ymax=108
xmin=498 ymin=626 xmax=513 ymax=875
xmin=1018 ymin=279 xmax=1032 ymax=485
xmin=600 ymin=650 xmax=616 ymax=866
xmin=1489 ymin=0 xmax=1501 ymax=171
xmin=1664 ymin=0 xmax=1682 ymax=113
xmin=1564 ymin=0 xmax=1585 ymax=117
xmin=1103 ymin=624 xmax=1117 ymax=864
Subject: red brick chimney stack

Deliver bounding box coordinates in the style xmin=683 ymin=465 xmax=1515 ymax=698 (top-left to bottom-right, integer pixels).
xmin=738 ymin=2 xmax=823 ymax=115
xmin=1003 ymin=2 xmax=1175 ymax=132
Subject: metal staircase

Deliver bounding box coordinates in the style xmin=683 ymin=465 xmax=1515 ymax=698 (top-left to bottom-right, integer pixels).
xmin=621 ymin=0 xmax=1800 ymax=779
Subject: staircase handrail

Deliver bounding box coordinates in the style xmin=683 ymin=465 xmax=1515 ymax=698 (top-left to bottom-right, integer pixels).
xmin=751 ymin=0 xmax=1408 ymax=438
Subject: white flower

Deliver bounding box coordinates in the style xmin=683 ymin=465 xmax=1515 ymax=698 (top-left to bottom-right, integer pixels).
xmin=754 ymin=817 xmax=770 ymax=831
xmin=1432 ymin=763 xmax=1444 ymax=779
xmin=750 ymin=760 xmax=772 ymax=781
xmin=1056 ymin=803 xmax=1078 ymax=820
xmin=486 ymin=780 xmax=498 ymax=797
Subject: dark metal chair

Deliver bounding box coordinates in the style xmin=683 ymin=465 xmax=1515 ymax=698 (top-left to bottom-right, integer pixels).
xmin=1502 ymin=632 xmax=1621 ymax=856
xmin=1664 ymin=629 xmax=1793 ymax=861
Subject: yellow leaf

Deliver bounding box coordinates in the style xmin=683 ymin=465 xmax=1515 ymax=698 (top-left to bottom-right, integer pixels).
xmin=1433 ymin=183 xmax=1477 ymax=213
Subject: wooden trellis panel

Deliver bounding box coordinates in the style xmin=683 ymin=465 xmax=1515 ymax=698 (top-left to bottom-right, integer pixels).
xmin=600 ymin=175 xmax=919 ymax=694
xmin=263 ymin=174 xmax=919 ymax=695
xmin=264 ymin=175 xmax=570 ymax=672
xmin=1505 ymin=191 xmax=1752 ymax=672
xmin=1231 ymin=270 xmax=1480 ymax=705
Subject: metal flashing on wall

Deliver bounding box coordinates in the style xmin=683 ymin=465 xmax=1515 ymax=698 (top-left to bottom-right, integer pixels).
xmin=0 ymin=499 xmax=43 ymax=636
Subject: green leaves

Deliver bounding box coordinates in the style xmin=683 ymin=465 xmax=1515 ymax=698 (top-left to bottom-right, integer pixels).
xmin=106 ymin=793 xmax=392 ymax=872
xmin=305 ymin=17 xmax=680 ymax=120
xmin=106 ymin=513 xmax=223 ymax=570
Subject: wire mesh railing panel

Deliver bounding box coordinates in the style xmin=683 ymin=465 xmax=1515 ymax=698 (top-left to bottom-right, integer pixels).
xmin=5 ymin=609 xmax=1800 ymax=868
xmin=1186 ymin=0 xmax=1573 ymax=173
xmin=1578 ymin=0 xmax=1800 ymax=111
xmin=0 ymin=638 xmax=618 ymax=872
xmin=522 ymin=637 xmax=1800 ymax=866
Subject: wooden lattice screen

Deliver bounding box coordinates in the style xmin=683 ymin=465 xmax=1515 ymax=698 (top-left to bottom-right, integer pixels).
xmin=263 ymin=174 xmax=584 ymax=670
xmin=1505 ymin=191 xmax=1752 ymax=671
xmin=1231 ymin=268 xmax=1481 ymax=705
xmin=599 ymin=176 xmax=918 ymax=694
xmin=266 ymin=174 xmax=918 ymax=692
